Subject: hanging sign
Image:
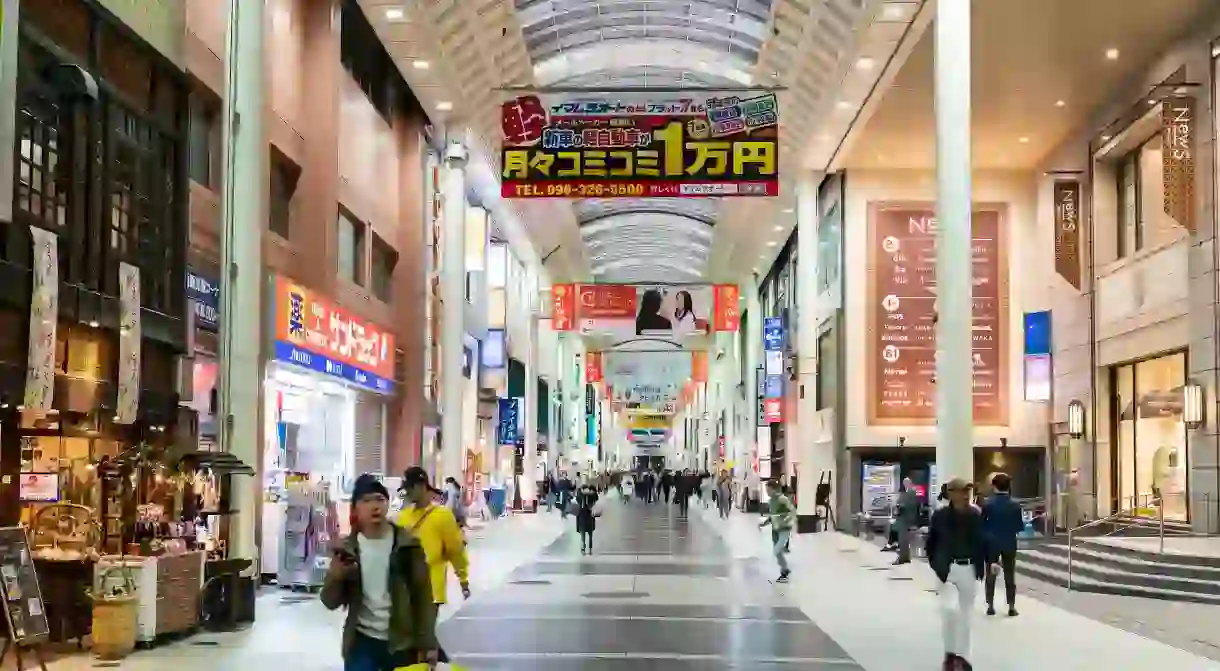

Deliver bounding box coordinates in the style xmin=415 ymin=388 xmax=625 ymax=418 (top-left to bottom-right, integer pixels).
xmin=186 ymin=268 xmax=221 ymax=331
xmin=500 ymin=90 xmax=779 ymax=198
xmin=763 ymin=317 xmax=784 ymax=351
xmin=23 ymin=228 xmax=58 ymax=413
xmin=1162 ymin=98 xmax=1195 ymax=233
xmin=497 ymin=397 xmax=519 ymax=445
xmin=1052 ymin=181 xmax=1081 ymax=290
xmin=551 ymin=284 xmax=575 ymax=331
xmin=713 ymin=284 xmax=740 ymax=331
xmin=585 ymin=351 xmax=603 ymax=383
xmin=116 ymin=262 xmax=142 ymax=424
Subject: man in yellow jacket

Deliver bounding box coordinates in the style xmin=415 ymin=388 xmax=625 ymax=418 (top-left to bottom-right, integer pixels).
xmin=397 ymin=467 xmax=471 ymax=614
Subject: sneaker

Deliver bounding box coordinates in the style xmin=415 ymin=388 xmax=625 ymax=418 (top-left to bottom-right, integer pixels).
xmin=1007 ymin=607 xmax=1019 ymax=617
xmin=774 ymin=574 xmax=789 ymax=583
xmin=986 ymin=605 xmax=996 ymax=616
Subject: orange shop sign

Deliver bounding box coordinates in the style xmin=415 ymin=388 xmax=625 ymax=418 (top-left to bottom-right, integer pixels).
xmin=551 ymin=284 xmax=576 ymax=331
xmin=272 ymin=275 xmax=395 ymax=394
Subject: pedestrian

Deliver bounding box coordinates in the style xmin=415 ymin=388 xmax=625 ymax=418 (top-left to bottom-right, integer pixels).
xmin=575 ymin=481 xmax=600 ymax=554
xmin=893 ymin=477 xmax=921 ymax=565
xmin=716 ymin=471 xmax=733 ymax=519
xmin=396 ymin=467 xmax=472 ymax=666
xmin=926 ymin=477 xmax=986 ymax=670
xmin=320 ymin=474 xmax=438 ymax=671
xmin=982 ymin=473 xmax=1024 ymax=617
xmin=758 ymin=479 xmax=795 ymax=583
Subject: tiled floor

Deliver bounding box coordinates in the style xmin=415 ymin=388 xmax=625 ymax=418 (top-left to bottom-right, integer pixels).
xmin=696 ymin=505 xmax=1220 ymax=671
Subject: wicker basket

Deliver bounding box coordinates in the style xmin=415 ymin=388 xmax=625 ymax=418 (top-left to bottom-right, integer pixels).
xmin=91 ymin=594 xmax=138 ymax=660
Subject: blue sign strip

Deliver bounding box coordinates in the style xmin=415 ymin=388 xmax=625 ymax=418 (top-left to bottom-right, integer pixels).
xmin=498 ymin=398 xmax=519 ymax=445
xmin=273 ymin=341 xmax=393 ymax=395
xmin=186 ymin=269 xmax=220 ymax=331
xmin=765 ymin=374 xmax=784 ymax=399
xmin=763 ymin=317 xmax=784 ymax=351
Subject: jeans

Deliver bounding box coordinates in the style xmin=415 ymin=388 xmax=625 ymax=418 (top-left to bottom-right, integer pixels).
xmin=772 ymin=528 xmax=791 ymax=573
xmin=344 ymin=632 xmax=413 ymax=671
xmin=984 ymin=549 xmax=1018 ymax=607
xmin=939 ymin=563 xmax=978 ymax=658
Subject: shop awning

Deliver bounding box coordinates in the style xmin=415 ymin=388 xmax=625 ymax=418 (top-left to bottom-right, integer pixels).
xmin=177 ymin=451 xmax=255 ymax=476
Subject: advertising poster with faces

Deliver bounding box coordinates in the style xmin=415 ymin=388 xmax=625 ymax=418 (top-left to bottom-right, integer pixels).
xmin=0 ymin=527 xmax=48 ymax=643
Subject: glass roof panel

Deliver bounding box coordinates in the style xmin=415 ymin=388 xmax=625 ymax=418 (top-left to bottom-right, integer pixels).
xmin=551 ymin=66 xmax=742 ymax=89
xmin=534 ymin=41 xmax=755 ymax=87
xmin=575 ymin=198 xmax=718 ymax=227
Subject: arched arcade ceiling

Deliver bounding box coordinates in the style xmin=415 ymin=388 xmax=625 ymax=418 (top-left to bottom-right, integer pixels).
xmin=358 ymin=0 xmax=927 ymax=282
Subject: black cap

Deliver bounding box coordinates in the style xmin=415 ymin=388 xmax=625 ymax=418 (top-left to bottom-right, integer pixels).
xmin=352 ymin=473 xmax=389 ymax=501
xmin=402 ymin=466 xmax=442 ymax=494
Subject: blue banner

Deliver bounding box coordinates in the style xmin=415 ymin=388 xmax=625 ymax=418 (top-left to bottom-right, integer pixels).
xmin=1024 ymin=311 xmax=1052 ymax=356
xmin=186 ymin=268 xmax=220 ymax=331
xmin=763 ymin=317 xmax=784 ymax=351
xmin=272 ymin=341 xmax=393 ymax=394
xmin=498 ymin=397 xmax=520 ymax=445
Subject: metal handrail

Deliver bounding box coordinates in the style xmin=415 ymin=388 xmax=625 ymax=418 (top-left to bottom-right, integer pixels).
xmin=1066 ymin=494 xmax=1159 ymax=590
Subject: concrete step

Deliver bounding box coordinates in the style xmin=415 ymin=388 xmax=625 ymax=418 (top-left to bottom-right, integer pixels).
xmin=1017 ymin=545 xmax=1220 ymax=603
xmin=1026 ymin=542 xmax=1220 ymax=581
xmin=1015 ymin=555 xmax=1220 ymax=605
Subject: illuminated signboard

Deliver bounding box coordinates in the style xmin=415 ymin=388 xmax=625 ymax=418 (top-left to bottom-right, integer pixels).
xmin=500 ymin=91 xmax=779 ymax=198
xmin=272 ymin=275 xmax=395 ymax=394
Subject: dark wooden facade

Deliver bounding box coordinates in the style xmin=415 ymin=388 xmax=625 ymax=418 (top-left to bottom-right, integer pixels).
xmin=0 ymin=0 xmax=191 ymax=524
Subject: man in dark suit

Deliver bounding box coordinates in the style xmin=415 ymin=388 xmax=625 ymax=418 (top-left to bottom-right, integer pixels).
xmin=981 ymin=473 xmax=1025 ymax=617
xmin=892 ymin=477 xmax=922 ymax=565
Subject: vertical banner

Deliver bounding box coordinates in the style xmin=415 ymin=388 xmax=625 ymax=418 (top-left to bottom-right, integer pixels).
xmin=1162 ymin=98 xmax=1195 ymax=233
xmin=585 ymin=351 xmax=602 ymax=383
xmin=23 ymin=227 xmax=58 ymax=412
xmin=691 ymin=351 xmax=708 ymax=383
xmin=116 ymin=262 xmax=142 ymax=424
xmin=755 ymin=366 xmax=765 ymax=427
xmin=1052 ymin=181 xmax=1081 ymax=290
xmin=551 ymin=284 xmax=575 ymax=331
xmin=712 ymin=284 xmax=740 ymax=331
xmin=497 ymin=397 xmax=519 ymax=445
xmin=585 ymin=384 xmax=596 ymax=447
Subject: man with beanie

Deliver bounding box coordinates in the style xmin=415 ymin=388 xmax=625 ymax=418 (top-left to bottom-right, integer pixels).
xmin=321 ymin=474 xmax=437 ymax=671
xmin=397 ymin=466 xmax=471 ymax=656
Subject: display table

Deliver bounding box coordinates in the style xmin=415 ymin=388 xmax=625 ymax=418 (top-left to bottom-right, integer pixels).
xmin=95 ymin=552 xmax=205 ymax=644
xmin=34 ymin=557 xmax=95 ymax=646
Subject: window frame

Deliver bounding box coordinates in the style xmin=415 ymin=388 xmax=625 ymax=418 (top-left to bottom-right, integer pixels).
xmin=370 ymin=231 xmax=397 ymax=302
xmin=337 ymin=207 xmax=367 ymax=286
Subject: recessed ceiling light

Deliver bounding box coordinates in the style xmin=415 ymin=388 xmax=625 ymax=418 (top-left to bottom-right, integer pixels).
xmin=856 ymin=57 xmax=876 ymax=71
xmin=836 ymin=100 xmax=852 ymax=110
xmin=1055 ymin=100 xmax=1066 ymax=107
xmin=882 ymin=3 xmax=906 ymax=20
xmin=773 ymin=225 xmax=784 ymax=232
xmin=1148 ymin=99 xmax=1158 ymax=106
xmin=1105 ymin=48 xmax=1120 ymax=61
xmin=88 ymin=320 xmax=99 ymax=328
xmin=412 ymin=60 xmax=430 ymax=70
xmin=1102 ymin=135 xmax=1112 ymax=141
xmin=782 ymin=208 xmax=794 ymax=214
xmin=767 ymin=241 xmax=778 ymax=247
xmin=1018 ymin=137 xmax=1030 ymax=144
xmin=384 ymin=7 xmax=405 ymax=21
xmin=436 ymin=101 xmax=453 ymax=111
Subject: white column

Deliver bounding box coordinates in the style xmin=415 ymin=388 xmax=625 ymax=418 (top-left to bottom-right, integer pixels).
xmin=745 ymin=275 xmax=763 ymax=482
xmin=218 ymin=0 xmax=265 ymax=561
xmin=795 ymin=174 xmax=828 ymax=525
xmin=439 ymin=141 xmax=467 ymax=484
xmin=934 ymin=0 xmax=975 ymax=484
xmin=522 ymin=294 xmax=538 ymax=504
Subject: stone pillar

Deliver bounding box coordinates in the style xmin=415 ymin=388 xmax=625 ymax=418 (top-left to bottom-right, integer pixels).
xmin=439 ymin=141 xmax=467 ymax=484
xmin=745 ymin=275 xmax=763 ymax=484
xmin=522 ymin=292 xmax=538 ymax=506
xmin=795 ymin=174 xmax=829 ymax=531
xmin=218 ymin=0 xmax=265 ymax=561
xmin=934 ymin=0 xmax=975 ymax=485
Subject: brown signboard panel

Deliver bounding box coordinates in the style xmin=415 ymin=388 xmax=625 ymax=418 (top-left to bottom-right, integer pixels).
xmin=1162 ymin=98 xmax=1195 ymax=234
xmin=1053 ymin=181 xmax=1082 ymax=290
xmin=866 ymin=202 xmax=1008 ymax=426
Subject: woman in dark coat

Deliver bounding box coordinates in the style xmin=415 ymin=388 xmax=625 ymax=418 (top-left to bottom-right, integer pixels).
xmin=575 ymin=482 xmax=600 ymax=554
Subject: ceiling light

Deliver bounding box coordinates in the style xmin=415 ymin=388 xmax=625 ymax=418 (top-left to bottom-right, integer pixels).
xmin=1148 ymin=99 xmax=1158 ymax=106
xmin=1018 ymin=137 xmax=1030 ymax=144
xmin=88 ymin=320 xmax=98 ymax=328
xmin=882 ymin=3 xmax=906 ymax=20
xmin=1055 ymin=100 xmax=1066 ymax=107
xmin=856 ymin=57 xmax=876 ymax=71
xmin=782 ymin=208 xmax=794 ymax=214
xmin=412 ymin=60 xmax=430 ymax=70
xmin=774 ymin=225 xmax=784 ymax=232
xmin=767 ymin=241 xmax=778 ymax=247
xmin=1105 ymin=48 xmax=1120 ymax=61
xmin=436 ymin=101 xmax=453 ymax=111
xmin=384 ymin=7 xmax=405 ymax=21
xmin=1101 ymin=135 xmax=1112 ymax=141
xmin=836 ymin=100 xmax=853 ymax=110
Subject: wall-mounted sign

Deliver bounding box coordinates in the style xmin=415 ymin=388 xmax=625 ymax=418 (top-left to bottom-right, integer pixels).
xmin=482 ymin=329 xmax=505 ymax=369
xmin=866 ymin=203 xmax=1008 ymax=425
xmin=763 ymin=398 xmax=783 ymax=423
xmin=765 ymin=350 xmax=783 ymax=376
xmin=501 ymin=90 xmax=778 ymax=198
xmin=1162 ymin=98 xmax=1195 ymax=233
xmin=713 ymin=284 xmax=740 ymax=331
xmin=497 ymin=397 xmax=519 ymax=445
xmin=763 ymin=317 xmax=784 ymax=351
xmin=1052 ymin=181 xmax=1081 ymax=290
xmin=755 ymin=366 xmax=766 ymax=427
xmin=551 ymin=284 xmax=575 ymax=330
xmin=186 ymin=268 xmax=220 ymax=331
xmin=586 ymin=351 xmax=603 ymax=383
xmin=765 ymin=374 xmax=784 ymax=399
xmin=271 ymin=275 xmax=395 ymax=394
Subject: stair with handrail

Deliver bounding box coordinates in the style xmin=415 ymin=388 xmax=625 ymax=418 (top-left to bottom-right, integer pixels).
xmin=1016 ymin=494 xmax=1220 ymax=603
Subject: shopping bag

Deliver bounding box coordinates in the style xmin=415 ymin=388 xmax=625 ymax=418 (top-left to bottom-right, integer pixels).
xmin=396 ymin=664 xmax=468 ymax=671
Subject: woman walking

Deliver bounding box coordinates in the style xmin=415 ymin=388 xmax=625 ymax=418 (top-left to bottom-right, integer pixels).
xmin=575 ymin=482 xmax=600 ymax=554
xmin=716 ymin=471 xmax=733 ymax=519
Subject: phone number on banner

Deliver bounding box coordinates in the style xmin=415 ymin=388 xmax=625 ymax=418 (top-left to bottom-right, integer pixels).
xmin=502 ymin=181 xmax=778 ymax=198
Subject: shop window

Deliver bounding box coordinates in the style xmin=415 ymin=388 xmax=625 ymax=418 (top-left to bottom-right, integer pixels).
xmin=1111 ymin=352 xmax=1188 ymax=522
xmin=1115 ymin=134 xmax=1173 ymax=259
xmin=371 ymin=232 xmax=397 ymax=302
xmin=818 ymin=203 xmax=842 ymax=293
xmin=188 ymin=93 xmax=220 ymax=189
xmin=337 ymin=208 xmax=366 ymax=285
xmin=816 ymin=330 xmax=836 ymax=410
xmin=1116 ymin=147 xmax=1142 ymax=257
xmin=269 ymin=150 xmax=300 ymax=239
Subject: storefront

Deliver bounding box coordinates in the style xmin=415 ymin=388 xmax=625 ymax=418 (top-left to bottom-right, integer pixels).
xmin=1109 ymin=351 xmax=1189 ymax=521
xmin=259 ymin=275 xmax=394 ymax=583
xmin=185 ymin=267 xmax=221 ymax=449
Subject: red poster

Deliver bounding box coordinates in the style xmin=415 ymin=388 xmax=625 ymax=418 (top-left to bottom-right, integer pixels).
xmin=764 ymin=398 xmax=783 ymax=423
xmin=691 ymin=351 xmax=708 ymax=383
xmin=577 ymin=284 xmax=637 ymax=318
xmin=713 ymin=284 xmax=740 ymax=331
xmin=586 ymin=352 xmax=603 ymax=383
xmin=551 ymin=284 xmax=575 ymax=331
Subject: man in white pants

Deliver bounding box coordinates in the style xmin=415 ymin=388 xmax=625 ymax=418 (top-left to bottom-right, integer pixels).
xmin=924 ymin=477 xmax=986 ymax=670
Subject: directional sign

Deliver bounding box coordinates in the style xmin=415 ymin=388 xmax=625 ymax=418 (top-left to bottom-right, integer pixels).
xmin=763 ymin=317 xmax=784 ymax=351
